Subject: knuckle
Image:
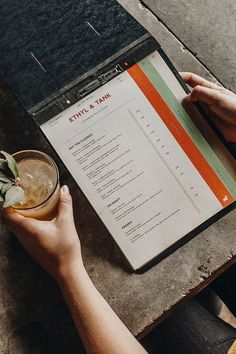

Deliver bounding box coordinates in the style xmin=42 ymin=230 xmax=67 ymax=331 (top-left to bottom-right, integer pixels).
xmin=192 ymin=85 xmax=201 ymax=93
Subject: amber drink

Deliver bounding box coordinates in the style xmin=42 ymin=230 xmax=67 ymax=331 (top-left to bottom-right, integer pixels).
xmin=13 ymin=150 xmax=60 ymax=220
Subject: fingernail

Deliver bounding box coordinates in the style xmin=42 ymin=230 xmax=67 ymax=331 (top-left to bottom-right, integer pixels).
xmin=61 ymin=185 xmax=69 ymax=194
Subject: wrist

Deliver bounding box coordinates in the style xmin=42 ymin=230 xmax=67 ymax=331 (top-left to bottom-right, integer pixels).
xmin=55 ymin=257 xmax=86 ymax=284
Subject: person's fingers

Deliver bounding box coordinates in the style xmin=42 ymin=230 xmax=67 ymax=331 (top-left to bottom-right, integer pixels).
xmin=180 ymin=72 xmax=223 ymax=90
xmin=56 ymin=185 xmax=73 ymax=223
xmin=213 ymin=119 xmax=236 ymax=142
xmin=186 ymin=85 xmax=223 ymax=105
xmin=5 ymin=208 xmax=26 ymax=226
xmin=4 ymin=208 xmax=29 ymax=240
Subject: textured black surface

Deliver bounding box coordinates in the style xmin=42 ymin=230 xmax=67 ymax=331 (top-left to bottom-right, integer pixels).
xmin=0 ymin=0 xmax=146 ymax=109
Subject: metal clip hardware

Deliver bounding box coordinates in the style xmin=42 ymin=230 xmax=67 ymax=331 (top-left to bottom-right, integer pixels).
xmin=75 ymin=79 xmax=101 ymax=98
xmin=75 ymin=64 xmax=123 ymax=98
xmin=97 ymin=64 xmax=123 ymax=84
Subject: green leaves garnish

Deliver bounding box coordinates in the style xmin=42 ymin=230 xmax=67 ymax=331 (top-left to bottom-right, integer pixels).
xmin=0 ymin=176 xmax=13 ymax=183
xmin=0 ymin=158 xmax=12 ymax=178
xmin=1 ymin=182 xmax=13 ymax=195
xmin=3 ymin=186 xmax=24 ymax=208
xmin=0 ymin=151 xmax=24 ymax=208
xmin=1 ymin=151 xmax=19 ymax=179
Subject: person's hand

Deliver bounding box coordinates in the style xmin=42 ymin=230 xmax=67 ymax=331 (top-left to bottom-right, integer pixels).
xmin=181 ymin=72 xmax=236 ymax=142
xmin=4 ymin=185 xmax=83 ymax=280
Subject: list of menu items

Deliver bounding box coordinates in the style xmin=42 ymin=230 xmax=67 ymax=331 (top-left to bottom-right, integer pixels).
xmin=41 ymin=55 xmax=225 ymax=270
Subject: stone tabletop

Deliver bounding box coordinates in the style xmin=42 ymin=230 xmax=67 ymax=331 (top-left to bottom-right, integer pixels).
xmin=0 ymin=1 xmax=236 ymax=353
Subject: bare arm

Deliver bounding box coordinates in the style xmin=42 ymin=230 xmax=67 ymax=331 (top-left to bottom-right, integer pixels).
xmin=58 ymin=263 xmax=146 ymax=354
xmin=5 ymin=186 xmax=147 ymax=354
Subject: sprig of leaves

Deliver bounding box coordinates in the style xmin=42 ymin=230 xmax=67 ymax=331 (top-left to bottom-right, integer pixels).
xmin=0 ymin=151 xmax=24 ymax=208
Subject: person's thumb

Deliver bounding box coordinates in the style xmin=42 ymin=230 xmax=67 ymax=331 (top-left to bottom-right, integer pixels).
xmin=186 ymin=85 xmax=222 ymax=105
xmin=57 ymin=185 xmax=73 ymax=222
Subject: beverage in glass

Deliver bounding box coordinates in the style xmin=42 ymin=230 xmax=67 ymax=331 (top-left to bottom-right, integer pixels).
xmin=12 ymin=150 xmax=60 ymax=220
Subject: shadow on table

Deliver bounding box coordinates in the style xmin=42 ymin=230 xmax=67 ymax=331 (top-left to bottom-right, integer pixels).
xmin=1 ymin=232 xmax=85 ymax=354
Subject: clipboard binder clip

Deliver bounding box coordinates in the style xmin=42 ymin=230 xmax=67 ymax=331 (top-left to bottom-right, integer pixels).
xmin=76 ymin=64 xmax=123 ymax=98
xmin=76 ymin=79 xmax=101 ymax=98
xmin=97 ymin=64 xmax=123 ymax=84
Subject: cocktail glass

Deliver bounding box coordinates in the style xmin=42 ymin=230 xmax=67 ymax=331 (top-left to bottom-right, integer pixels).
xmin=12 ymin=150 xmax=60 ymax=220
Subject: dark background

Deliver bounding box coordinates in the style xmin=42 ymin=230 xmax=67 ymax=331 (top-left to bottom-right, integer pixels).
xmin=0 ymin=0 xmax=146 ymax=110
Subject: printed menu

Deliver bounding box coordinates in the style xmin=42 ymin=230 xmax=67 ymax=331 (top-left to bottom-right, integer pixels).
xmin=41 ymin=51 xmax=236 ymax=270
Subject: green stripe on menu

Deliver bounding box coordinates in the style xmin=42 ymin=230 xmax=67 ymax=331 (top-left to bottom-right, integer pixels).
xmin=139 ymin=58 xmax=236 ymax=199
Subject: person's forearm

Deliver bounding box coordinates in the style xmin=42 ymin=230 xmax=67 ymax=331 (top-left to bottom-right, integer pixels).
xmin=57 ymin=262 xmax=147 ymax=354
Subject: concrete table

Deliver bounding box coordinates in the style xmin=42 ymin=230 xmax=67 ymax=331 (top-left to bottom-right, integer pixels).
xmin=140 ymin=0 xmax=236 ymax=92
xmin=0 ymin=1 xmax=235 ymax=353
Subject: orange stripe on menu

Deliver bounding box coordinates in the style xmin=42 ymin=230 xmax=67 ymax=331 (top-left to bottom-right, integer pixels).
xmin=128 ymin=64 xmax=233 ymax=207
